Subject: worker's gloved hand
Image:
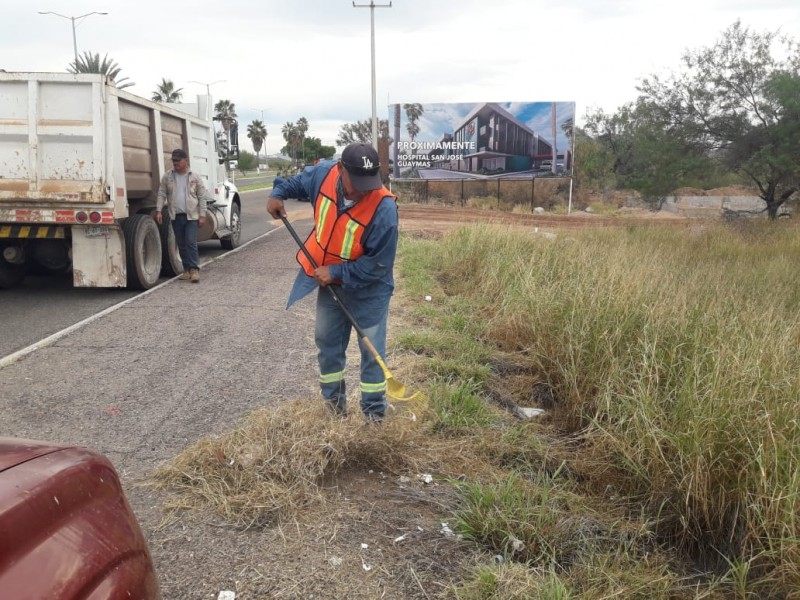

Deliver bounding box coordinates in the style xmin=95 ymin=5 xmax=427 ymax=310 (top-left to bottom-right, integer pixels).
xmin=267 ymin=196 xmax=286 ymax=219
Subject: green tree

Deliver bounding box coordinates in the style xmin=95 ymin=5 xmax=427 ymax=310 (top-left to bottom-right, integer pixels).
xmin=68 ymin=51 xmax=134 ymax=89
xmin=572 ymin=127 xmax=616 ymax=194
xmin=638 ymin=20 xmax=800 ymax=218
xmin=296 ymin=117 xmax=309 ymax=163
xmin=247 ymin=120 xmax=267 ymax=170
xmin=301 ymin=137 xmax=336 ymax=162
xmin=336 ymin=118 xmax=390 ymax=147
xmin=585 ymin=99 xmax=721 ymax=208
xmin=237 ymin=150 xmax=257 ymax=173
xmin=281 ymin=121 xmax=300 ymax=163
xmin=151 ymin=78 xmax=182 ymax=102
xmin=214 ymin=100 xmax=237 ymax=135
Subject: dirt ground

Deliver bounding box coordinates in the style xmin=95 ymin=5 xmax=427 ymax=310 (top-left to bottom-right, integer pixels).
xmin=142 ymin=461 xmax=486 ymax=599
xmin=141 ymin=203 xmax=698 ymax=600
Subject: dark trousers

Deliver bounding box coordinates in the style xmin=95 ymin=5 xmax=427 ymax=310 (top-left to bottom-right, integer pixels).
xmin=171 ymin=214 xmax=199 ymax=270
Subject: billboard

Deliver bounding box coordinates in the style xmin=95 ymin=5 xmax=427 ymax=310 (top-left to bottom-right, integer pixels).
xmin=389 ymin=101 xmax=575 ymax=180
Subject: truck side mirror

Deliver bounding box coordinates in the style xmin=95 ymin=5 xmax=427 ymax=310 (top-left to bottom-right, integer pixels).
xmin=228 ymin=120 xmax=240 ymax=161
xmin=213 ymin=117 xmax=240 ymax=163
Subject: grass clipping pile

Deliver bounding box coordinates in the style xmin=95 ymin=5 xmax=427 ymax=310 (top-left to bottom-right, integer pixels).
xmin=154 ymin=397 xmax=455 ymax=529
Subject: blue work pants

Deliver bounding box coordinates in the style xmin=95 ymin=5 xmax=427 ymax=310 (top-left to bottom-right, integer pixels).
xmin=172 ymin=214 xmax=199 ymax=270
xmin=315 ymin=286 xmax=388 ymax=418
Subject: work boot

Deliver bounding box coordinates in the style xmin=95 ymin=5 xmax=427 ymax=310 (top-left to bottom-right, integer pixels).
xmin=190 ymin=269 xmax=200 ymax=283
xmin=177 ymin=271 xmax=191 ymax=281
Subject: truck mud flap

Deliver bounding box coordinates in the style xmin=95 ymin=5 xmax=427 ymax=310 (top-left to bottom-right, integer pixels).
xmin=71 ymin=225 xmax=126 ymax=287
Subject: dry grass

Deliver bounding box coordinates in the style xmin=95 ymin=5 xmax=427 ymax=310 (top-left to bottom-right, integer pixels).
xmin=153 ymin=396 xmax=490 ymax=529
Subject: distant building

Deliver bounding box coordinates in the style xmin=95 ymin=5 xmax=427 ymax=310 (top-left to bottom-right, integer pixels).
xmin=431 ymin=103 xmax=553 ymax=174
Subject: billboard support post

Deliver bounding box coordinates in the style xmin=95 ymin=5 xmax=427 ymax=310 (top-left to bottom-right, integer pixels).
xmin=568 ymin=178 xmax=573 ymax=215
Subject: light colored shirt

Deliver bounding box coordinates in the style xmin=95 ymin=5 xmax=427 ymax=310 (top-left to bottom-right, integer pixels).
xmin=174 ymin=172 xmax=188 ymax=214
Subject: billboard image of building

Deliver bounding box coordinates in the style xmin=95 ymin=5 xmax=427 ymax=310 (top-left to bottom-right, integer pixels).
xmin=390 ymin=101 xmax=575 ymax=180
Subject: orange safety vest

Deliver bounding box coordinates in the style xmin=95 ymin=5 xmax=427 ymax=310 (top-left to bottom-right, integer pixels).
xmin=297 ymin=165 xmax=396 ymax=276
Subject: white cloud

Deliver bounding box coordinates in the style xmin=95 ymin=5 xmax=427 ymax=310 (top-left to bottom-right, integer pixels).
xmin=4 ymin=0 xmax=798 ymax=155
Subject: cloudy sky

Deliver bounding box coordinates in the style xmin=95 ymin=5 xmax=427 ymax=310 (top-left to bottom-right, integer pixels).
xmin=4 ymin=0 xmax=799 ymax=155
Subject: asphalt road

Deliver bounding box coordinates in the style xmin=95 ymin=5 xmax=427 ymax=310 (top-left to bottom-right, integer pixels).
xmin=0 ymin=189 xmax=311 ymax=359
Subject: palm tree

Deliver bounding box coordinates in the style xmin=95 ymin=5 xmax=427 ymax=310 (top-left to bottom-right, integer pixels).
xmin=296 ymin=117 xmax=309 ymax=164
xmin=403 ymin=103 xmax=424 ymax=153
xmin=247 ymin=120 xmax=268 ymax=171
xmin=68 ymin=51 xmax=134 ymax=89
xmin=281 ymin=121 xmax=300 ymax=164
xmin=213 ymin=100 xmax=237 ymax=167
xmin=214 ymin=99 xmax=237 ymax=135
xmin=152 ymin=78 xmax=183 ymax=103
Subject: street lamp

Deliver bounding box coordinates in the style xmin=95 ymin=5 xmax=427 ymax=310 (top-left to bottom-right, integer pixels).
xmin=352 ymin=1 xmax=392 ymax=150
xmin=37 ymin=11 xmax=108 ymax=66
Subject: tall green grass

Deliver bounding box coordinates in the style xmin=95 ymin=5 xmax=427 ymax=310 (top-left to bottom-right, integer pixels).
xmin=409 ymin=222 xmax=800 ymax=594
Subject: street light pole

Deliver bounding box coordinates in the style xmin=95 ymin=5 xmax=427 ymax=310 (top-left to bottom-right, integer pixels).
xmin=188 ymin=80 xmax=226 ymax=121
xmin=352 ymin=1 xmax=391 ymax=150
xmin=37 ymin=11 xmax=108 ymax=65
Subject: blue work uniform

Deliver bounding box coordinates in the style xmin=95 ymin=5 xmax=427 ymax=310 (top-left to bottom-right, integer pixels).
xmin=271 ymin=161 xmax=399 ymax=418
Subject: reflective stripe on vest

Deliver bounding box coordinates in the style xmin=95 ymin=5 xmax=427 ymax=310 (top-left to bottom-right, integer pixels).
xmin=297 ymin=165 xmax=396 ymax=276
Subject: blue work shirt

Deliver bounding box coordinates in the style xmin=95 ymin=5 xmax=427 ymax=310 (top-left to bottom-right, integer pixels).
xmin=271 ymin=161 xmax=399 ymax=322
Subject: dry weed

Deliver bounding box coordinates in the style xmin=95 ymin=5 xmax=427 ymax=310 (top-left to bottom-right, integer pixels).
xmin=153 ymin=396 xmax=480 ymax=529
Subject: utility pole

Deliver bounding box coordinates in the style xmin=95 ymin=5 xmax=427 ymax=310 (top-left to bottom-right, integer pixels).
xmin=189 ymin=80 xmax=228 ymax=176
xmin=38 ymin=11 xmax=108 ymax=65
xmin=188 ymin=80 xmax=226 ymax=121
xmin=352 ymin=1 xmax=391 ymax=150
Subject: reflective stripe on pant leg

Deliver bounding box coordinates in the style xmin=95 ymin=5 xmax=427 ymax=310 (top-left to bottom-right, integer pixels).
xmin=360 ymin=380 xmax=387 ymax=416
xmin=320 ymin=370 xmax=346 ymax=385
xmin=320 ymin=371 xmax=346 ymax=411
xmin=356 ymin=303 xmax=389 ymax=417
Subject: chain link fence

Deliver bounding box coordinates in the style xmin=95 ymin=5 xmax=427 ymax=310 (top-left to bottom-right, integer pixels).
xmin=388 ymin=177 xmax=573 ymax=212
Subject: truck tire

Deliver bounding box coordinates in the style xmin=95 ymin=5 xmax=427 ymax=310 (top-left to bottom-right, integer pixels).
xmin=158 ymin=209 xmax=183 ymax=277
xmin=0 ymin=255 xmax=26 ymax=289
xmin=220 ymin=203 xmax=241 ymax=250
xmin=123 ymin=214 xmax=162 ymax=290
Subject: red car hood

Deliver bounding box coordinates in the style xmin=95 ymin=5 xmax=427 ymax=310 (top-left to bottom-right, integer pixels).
xmin=0 ymin=438 xmax=65 ymax=473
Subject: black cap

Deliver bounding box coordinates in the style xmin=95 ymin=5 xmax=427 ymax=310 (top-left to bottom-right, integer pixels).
xmin=171 ymin=148 xmax=188 ymax=160
xmin=340 ymin=143 xmax=382 ymax=192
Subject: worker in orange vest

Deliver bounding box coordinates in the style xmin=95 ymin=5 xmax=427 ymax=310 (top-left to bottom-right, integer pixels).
xmin=267 ymin=143 xmax=398 ymax=422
